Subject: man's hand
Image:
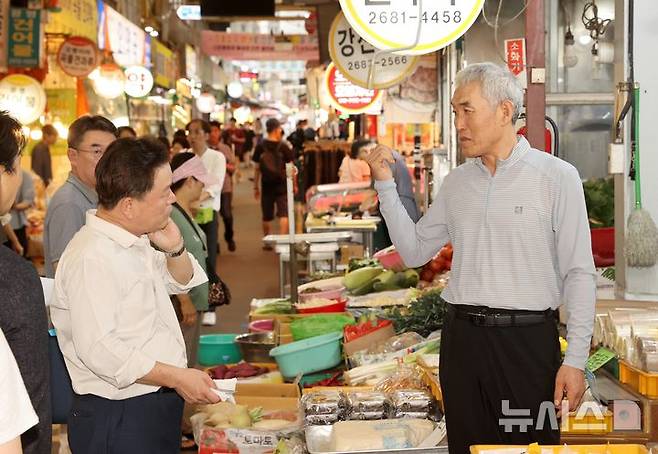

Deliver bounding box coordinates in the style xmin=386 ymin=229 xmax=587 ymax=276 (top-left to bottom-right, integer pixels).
xmin=362 ymin=144 xmax=395 ymax=181
xmin=148 ymin=218 xmax=184 ymax=253
xmin=554 ymin=364 xmax=586 ymax=416
xmin=172 ymin=368 xmax=220 ymax=405
xmin=180 ymin=297 xmax=197 ymax=327
xmin=254 ymin=187 xmax=260 ymax=200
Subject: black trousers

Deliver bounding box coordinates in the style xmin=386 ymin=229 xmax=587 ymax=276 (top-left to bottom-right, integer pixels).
xmin=199 ymin=211 xmax=219 ymax=284
xmin=220 ymin=192 xmax=234 ymax=243
xmin=439 ymin=304 xmax=561 ymax=454
xmin=68 ymin=390 xmax=184 ymax=454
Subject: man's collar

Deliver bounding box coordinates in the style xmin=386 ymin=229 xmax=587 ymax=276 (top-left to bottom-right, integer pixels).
xmin=67 ymin=173 xmax=98 ymax=204
xmin=85 ymin=210 xmax=150 ymax=249
xmin=476 ymin=136 xmax=530 ymax=173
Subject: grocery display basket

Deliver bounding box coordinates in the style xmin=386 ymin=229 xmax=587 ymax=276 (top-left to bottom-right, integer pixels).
xmin=619 ymin=360 xmax=658 ymax=399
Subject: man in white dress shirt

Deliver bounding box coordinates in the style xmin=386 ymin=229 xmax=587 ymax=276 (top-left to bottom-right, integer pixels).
xmin=51 ymin=138 xmax=220 ymax=454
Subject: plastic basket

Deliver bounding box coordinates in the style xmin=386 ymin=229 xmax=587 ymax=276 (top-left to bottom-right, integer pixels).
xmin=619 ymin=360 xmax=658 ymax=398
xmin=270 ymin=332 xmax=343 ymax=378
xmin=198 ymin=334 xmax=242 ymax=366
xmin=471 ymin=445 xmax=648 ymax=454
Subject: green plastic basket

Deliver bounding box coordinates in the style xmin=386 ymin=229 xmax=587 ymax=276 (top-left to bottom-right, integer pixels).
xmin=270 ymin=332 xmax=343 ymax=378
xmin=198 ymin=334 xmax=242 ymax=366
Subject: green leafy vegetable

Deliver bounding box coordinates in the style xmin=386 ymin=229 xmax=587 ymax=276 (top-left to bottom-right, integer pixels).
xmin=583 ymin=177 xmax=614 ymax=228
xmin=384 ymin=288 xmax=447 ymax=337
xmin=348 ymin=258 xmax=380 ymax=272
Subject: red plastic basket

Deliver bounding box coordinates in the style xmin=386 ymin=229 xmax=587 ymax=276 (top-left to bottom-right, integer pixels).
xmin=591 ymin=227 xmax=614 ymax=267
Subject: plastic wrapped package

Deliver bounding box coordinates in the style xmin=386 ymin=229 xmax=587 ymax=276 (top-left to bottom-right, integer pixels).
xmin=305 ymin=414 xmax=342 ymax=426
xmin=301 ymin=391 xmax=346 ymax=416
xmin=328 ymin=419 xmax=435 ymax=451
xmin=390 ymin=390 xmax=432 ymax=413
xmin=348 ymin=412 xmax=387 ymax=421
xmin=367 ymin=332 xmax=425 ymax=354
xmin=390 ymin=411 xmax=432 ymax=420
xmin=374 ymin=364 xmax=428 ymax=394
xmin=346 ymin=391 xmax=388 ymax=413
xmin=634 ymin=337 xmax=658 ymax=372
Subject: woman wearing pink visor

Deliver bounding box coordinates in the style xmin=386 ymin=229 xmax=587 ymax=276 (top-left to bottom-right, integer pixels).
xmin=169 ymin=153 xmax=220 ymax=366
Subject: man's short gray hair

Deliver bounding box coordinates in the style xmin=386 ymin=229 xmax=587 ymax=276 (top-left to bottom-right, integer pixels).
xmin=455 ymin=62 xmax=524 ymax=123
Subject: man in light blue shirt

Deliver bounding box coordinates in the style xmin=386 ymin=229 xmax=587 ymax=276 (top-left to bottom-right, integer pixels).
xmin=365 ymin=63 xmax=595 ymax=452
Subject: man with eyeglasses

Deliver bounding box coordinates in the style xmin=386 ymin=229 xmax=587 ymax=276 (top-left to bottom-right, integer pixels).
xmin=44 ymin=115 xmax=117 ymax=278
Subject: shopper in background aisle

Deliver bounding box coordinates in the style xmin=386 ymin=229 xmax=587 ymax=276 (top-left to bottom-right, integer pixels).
xmin=186 ymin=120 xmax=226 ymax=326
xmin=116 ymin=125 xmax=137 ymax=139
xmin=43 ymin=115 xmax=117 ymax=278
xmin=253 ymin=117 xmax=264 ymax=145
xmin=365 ymin=63 xmax=595 ymax=452
xmin=7 ymin=169 xmax=35 ymax=257
xmin=287 ymin=119 xmax=307 ymax=158
xmin=171 ymin=136 xmax=190 ymax=160
xmin=1 ymin=213 xmax=23 ymax=255
xmin=31 ymin=124 xmax=57 ymax=187
xmin=253 ymin=118 xmax=295 ymax=246
xmin=0 ymin=329 xmax=39 ymax=454
xmin=338 ymin=139 xmax=372 ymax=183
xmin=0 ymin=111 xmax=51 ymax=454
xmin=170 ymin=153 xmax=218 ymax=366
xmin=243 ymin=121 xmax=256 ymax=164
xmin=228 ymin=117 xmax=246 ymax=163
xmin=209 ymin=121 xmax=237 ymax=252
xmin=50 ymin=138 xmax=219 ymax=454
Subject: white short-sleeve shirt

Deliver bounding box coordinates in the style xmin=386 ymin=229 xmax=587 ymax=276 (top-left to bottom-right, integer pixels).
xmin=0 ymin=328 xmax=38 ymax=445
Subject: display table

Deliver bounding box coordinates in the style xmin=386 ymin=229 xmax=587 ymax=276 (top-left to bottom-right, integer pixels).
xmin=305 ymin=216 xmax=381 ymax=258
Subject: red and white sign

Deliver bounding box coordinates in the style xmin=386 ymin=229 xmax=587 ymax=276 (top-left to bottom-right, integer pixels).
xmin=57 ymin=36 xmax=98 ymax=78
xmin=124 ymin=65 xmax=153 ymax=98
xmin=201 ymin=31 xmax=319 ymax=61
xmin=505 ymin=38 xmax=527 ymax=88
xmin=325 ymin=62 xmax=382 ymax=114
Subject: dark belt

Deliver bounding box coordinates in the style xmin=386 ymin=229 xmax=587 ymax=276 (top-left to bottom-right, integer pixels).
xmin=157 ymin=387 xmax=177 ymax=394
xmin=448 ymin=303 xmax=557 ymax=327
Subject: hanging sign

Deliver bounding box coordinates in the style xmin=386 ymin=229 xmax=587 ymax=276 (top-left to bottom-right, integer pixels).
xmin=45 ymin=0 xmax=98 ymax=43
xmin=0 ymin=0 xmax=9 ymax=72
xmin=7 ymin=7 xmax=42 ymax=67
xmin=0 ymin=74 xmax=47 ymax=124
xmin=329 ymin=12 xmax=419 ymax=89
xmin=98 ymin=3 xmax=146 ymax=67
xmin=152 ymin=39 xmax=176 ymax=88
xmin=338 ymin=0 xmax=484 ymax=55
xmin=57 ymin=36 xmax=99 ymax=78
xmin=124 ymin=66 xmax=153 ymax=98
xmin=201 ymin=31 xmax=319 ymax=61
xmin=504 ymin=38 xmax=528 ymax=89
xmin=325 ymin=62 xmax=382 ymax=114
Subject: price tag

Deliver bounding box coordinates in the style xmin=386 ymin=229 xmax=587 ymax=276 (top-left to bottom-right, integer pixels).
xmin=586 ymin=347 xmax=617 ymax=373
xmin=339 ymin=0 xmax=485 ymax=55
xmin=329 ymin=12 xmax=419 ymax=89
xmin=324 ymin=62 xmax=383 ymax=114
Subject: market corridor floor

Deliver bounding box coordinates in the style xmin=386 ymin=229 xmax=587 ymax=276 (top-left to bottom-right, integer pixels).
xmin=202 ymin=172 xmax=281 ymax=336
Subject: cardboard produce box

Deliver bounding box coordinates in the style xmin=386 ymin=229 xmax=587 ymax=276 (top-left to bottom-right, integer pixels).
xmin=343 ymin=323 xmax=396 ymax=356
xmin=196 ymin=382 xmax=303 ymax=454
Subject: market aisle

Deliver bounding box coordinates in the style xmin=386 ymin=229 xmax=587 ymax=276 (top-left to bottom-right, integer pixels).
xmin=203 ymin=168 xmax=281 ymax=335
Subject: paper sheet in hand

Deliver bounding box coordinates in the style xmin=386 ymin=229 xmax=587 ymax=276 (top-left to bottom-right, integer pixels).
xmin=212 ymin=378 xmax=237 ymax=402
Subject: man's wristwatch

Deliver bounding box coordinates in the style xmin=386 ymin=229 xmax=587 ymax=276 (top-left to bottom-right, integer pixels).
xmin=154 ymin=240 xmax=186 ymax=258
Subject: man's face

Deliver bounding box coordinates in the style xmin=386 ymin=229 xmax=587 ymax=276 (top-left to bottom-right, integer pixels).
xmin=187 ymin=122 xmax=209 ymax=150
xmin=44 ymin=132 xmax=58 ymax=146
xmin=133 ymin=164 xmax=177 ymax=233
xmin=451 ymin=81 xmax=506 ymax=159
xmin=271 ymin=126 xmax=283 ymax=141
xmin=230 ymin=120 xmax=237 ymax=130
xmin=0 ymin=155 xmax=22 ymax=215
xmin=209 ymin=126 xmax=221 ymax=145
xmin=68 ymin=130 xmax=116 ymax=188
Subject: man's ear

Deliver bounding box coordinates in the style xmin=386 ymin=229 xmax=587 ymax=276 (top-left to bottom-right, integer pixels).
xmin=117 ymin=197 xmax=135 ymax=220
xmin=500 ymin=99 xmax=516 ymax=125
